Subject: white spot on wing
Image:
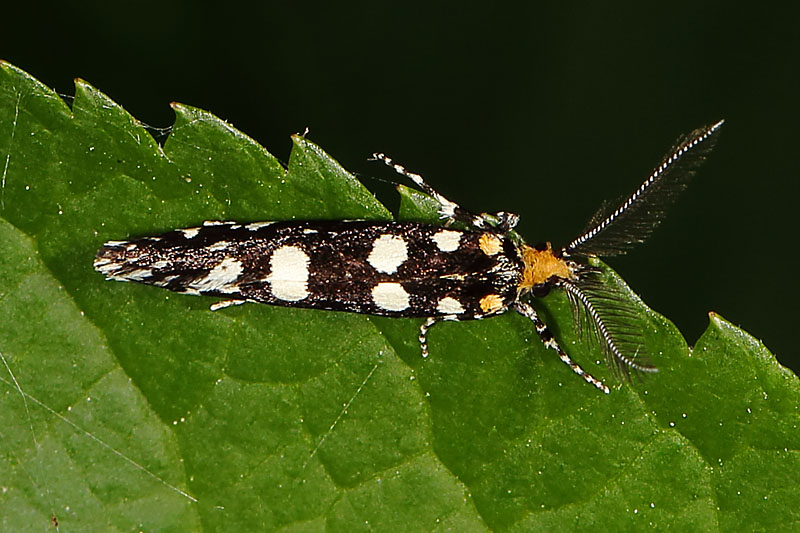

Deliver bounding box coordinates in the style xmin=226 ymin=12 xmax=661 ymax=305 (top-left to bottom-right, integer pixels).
xmin=267 ymin=245 xmax=310 ymax=301
xmin=206 ymin=240 xmax=231 ymax=251
xmin=371 ymin=282 xmax=410 ymax=311
xmin=431 ymin=230 xmax=461 ymax=252
xmin=203 ymin=220 xmax=235 ymax=226
xmin=246 ymin=221 xmax=275 ymax=231
xmin=182 ymin=228 xmax=200 ymax=239
xmin=437 ymin=296 xmax=464 ymax=315
xmin=190 ymin=257 xmax=244 ymax=292
xmin=367 ymin=234 xmax=408 ymax=274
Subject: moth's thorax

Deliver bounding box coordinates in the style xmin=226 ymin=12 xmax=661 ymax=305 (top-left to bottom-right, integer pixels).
xmin=518 ymin=242 xmax=575 ymax=291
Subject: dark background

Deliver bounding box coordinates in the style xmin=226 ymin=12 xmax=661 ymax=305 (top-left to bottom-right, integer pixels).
xmin=3 ymin=3 xmax=798 ymax=373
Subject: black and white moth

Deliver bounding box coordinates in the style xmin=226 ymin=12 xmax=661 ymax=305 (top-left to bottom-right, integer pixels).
xmin=94 ymin=121 xmax=723 ymax=393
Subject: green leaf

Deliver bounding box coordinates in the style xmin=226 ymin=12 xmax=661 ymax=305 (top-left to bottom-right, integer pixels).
xmin=1 ymin=61 xmax=798 ymax=531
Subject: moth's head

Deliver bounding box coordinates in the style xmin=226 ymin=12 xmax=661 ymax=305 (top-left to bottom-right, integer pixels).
xmin=518 ymin=242 xmax=578 ymax=296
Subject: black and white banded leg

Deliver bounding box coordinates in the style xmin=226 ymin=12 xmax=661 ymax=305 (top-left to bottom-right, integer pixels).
xmin=418 ymin=317 xmax=439 ymax=358
xmin=417 ymin=315 xmax=462 ymax=358
xmin=372 ymin=153 xmax=518 ymax=232
xmin=513 ymin=301 xmax=610 ymax=394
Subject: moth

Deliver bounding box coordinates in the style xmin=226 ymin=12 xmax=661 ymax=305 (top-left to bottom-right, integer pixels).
xmin=94 ymin=121 xmax=723 ymax=393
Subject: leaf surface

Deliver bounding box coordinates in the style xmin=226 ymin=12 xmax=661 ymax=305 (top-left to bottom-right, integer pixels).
xmin=1 ymin=61 xmax=797 ymax=531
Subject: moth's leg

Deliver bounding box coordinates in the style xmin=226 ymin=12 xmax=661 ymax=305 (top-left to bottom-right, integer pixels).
xmin=418 ymin=317 xmax=440 ymax=358
xmin=210 ymin=299 xmax=247 ymax=311
xmin=371 ymin=153 xmax=518 ymax=231
xmin=514 ymin=301 xmax=610 ymax=394
xmin=417 ymin=315 xmax=462 ymax=358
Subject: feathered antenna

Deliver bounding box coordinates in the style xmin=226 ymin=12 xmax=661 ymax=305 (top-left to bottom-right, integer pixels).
xmin=564 ymin=120 xmax=724 ymax=257
xmin=562 ymin=269 xmax=656 ymax=379
xmin=561 ymin=121 xmax=723 ymax=378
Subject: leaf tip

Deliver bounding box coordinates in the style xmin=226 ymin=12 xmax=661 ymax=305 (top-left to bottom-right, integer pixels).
xmin=73 ymin=77 xmax=96 ymax=96
xmin=290 ymin=132 xmax=315 ymax=151
xmin=707 ymin=311 xmax=730 ymax=331
xmin=291 ymin=128 xmax=310 ymax=142
xmin=706 ymin=311 xmax=731 ymax=337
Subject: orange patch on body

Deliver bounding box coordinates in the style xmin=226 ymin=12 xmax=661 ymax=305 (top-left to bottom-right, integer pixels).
xmin=479 ymin=233 xmax=503 ymax=256
xmin=519 ymin=243 xmax=573 ymax=291
xmin=479 ymin=294 xmax=505 ymax=314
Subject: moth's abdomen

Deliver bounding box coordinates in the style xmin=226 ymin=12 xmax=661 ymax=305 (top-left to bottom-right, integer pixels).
xmin=94 ymin=220 xmax=523 ymax=319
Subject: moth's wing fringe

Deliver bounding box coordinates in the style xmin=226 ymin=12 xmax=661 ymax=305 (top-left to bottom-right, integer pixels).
xmin=94 ymin=241 xmax=137 ymax=278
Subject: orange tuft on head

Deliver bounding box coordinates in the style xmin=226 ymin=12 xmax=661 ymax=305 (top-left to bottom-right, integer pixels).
xmin=519 ymin=243 xmax=574 ymax=291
